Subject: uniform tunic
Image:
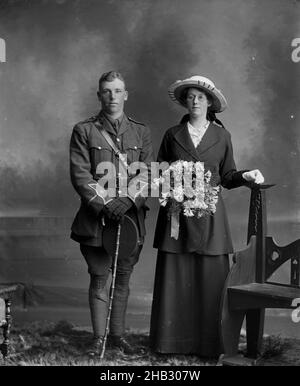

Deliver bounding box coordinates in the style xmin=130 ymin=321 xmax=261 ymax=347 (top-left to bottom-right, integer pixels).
xmin=70 ymin=111 xmax=154 ymax=246
xmin=70 ymin=111 xmax=154 ymax=337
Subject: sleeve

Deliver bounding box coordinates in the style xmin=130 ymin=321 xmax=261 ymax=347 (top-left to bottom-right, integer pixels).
xmin=157 ymin=131 xmax=171 ymax=163
xmin=128 ymin=125 xmax=155 ymax=210
xmin=69 ymin=124 xmax=105 ymax=216
xmin=220 ymin=131 xmax=248 ymax=189
xmin=139 ymin=125 xmax=155 ymax=166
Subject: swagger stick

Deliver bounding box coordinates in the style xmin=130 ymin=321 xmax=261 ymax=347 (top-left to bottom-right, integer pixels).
xmin=100 ymin=223 xmax=122 ymax=360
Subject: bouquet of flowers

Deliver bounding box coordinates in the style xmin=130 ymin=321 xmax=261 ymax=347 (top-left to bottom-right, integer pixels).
xmin=153 ymin=160 xmax=220 ymax=239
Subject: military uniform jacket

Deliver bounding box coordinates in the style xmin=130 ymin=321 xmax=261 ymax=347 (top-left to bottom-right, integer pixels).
xmin=70 ymin=112 xmax=154 ymax=246
xmin=153 ymin=121 xmax=247 ymax=255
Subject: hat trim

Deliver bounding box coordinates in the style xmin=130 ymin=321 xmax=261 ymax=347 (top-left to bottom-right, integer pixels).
xmin=168 ymin=78 xmax=227 ymax=112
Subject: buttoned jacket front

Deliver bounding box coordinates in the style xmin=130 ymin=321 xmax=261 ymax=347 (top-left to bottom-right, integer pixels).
xmin=153 ymin=121 xmax=247 ymax=255
xmin=70 ymin=112 xmax=154 ymax=246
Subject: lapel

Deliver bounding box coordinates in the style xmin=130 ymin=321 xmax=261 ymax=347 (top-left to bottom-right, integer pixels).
xmin=174 ymin=122 xmax=221 ymax=161
xmin=196 ymin=122 xmax=221 ymax=156
xmin=94 ymin=111 xmax=131 ymax=137
xmin=117 ymin=115 xmax=131 ymax=136
xmin=173 ymin=123 xmax=200 ymax=161
xmin=94 ymin=112 xmax=116 ymax=136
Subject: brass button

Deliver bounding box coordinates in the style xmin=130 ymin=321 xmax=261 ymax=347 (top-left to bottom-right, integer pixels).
xmin=116 ymin=138 xmax=120 ymax=142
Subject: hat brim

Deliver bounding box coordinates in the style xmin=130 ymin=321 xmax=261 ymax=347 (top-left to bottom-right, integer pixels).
xmin=168 ymin=80 xmax=227 ymax=113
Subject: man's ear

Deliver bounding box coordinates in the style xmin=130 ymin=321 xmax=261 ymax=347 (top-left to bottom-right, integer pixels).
xmin=124 ymin=90 xmax=128 ymax=101
xmin=97 ymin=91 xmax=101 ymax=101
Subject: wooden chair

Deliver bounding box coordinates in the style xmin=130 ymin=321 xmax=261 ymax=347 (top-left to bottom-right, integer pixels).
xmin=0 ymin=284 xmax=19 ymax=358
xmin=220 ymin=184 xmax=300 ymax=365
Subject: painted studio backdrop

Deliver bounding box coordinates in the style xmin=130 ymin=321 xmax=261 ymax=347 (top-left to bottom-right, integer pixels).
xmin=0 ymin=0 xmax=299 ymax=335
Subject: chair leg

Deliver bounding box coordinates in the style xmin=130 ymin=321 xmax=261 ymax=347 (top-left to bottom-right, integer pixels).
xmin=1 ymin=299 xmax=12 ymax=358
xmin=221 ymin=310 xmax=246 ymax=356
xmin=246 ymin=309 xmax=265 ymax=358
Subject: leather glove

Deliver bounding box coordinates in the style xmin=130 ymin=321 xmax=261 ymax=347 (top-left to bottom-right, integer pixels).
xmin=103 ymin=197 xmax=133 ymax=222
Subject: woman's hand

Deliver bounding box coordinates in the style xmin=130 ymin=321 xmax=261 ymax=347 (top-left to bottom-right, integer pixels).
xmin=242 ymin=169 xmax=264 ymax=184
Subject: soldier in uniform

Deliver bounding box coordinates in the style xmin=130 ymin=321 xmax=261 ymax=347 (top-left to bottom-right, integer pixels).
xmin=70 ymin=71 xmax=154 ymax=355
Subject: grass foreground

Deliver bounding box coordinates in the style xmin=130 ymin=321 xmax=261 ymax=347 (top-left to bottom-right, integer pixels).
xmin=1 ymin=320 xmax=299 ymax=366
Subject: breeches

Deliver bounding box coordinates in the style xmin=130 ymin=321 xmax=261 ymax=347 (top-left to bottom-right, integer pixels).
xmin=80 ymin=243 xmax=142 ymax=337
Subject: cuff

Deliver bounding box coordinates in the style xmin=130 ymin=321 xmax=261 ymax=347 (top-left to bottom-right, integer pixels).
xmin=233 ymin=170 xmax=250 ymax=187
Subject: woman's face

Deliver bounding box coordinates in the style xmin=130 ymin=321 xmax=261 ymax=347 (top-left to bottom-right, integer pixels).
xmin=185 ymin=88 xmax=211 ymax=118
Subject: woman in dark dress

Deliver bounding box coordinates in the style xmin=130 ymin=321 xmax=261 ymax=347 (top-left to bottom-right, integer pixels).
xmin=149 ymin=75 xmax=264 ymax=358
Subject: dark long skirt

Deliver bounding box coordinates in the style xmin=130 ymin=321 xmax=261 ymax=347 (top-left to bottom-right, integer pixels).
xmin=149 ymin=251 xmax=229 ymax=358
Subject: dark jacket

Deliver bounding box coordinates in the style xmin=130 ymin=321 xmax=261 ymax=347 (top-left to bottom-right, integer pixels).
xmin=153 ymin=121 xmax=247 ymax=255
xmin=70 ymin=112 xmax=154 ymax=246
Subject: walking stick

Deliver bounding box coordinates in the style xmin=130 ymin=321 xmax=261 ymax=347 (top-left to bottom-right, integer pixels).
xmin=100 ymin=222 xmax=122 ymax=360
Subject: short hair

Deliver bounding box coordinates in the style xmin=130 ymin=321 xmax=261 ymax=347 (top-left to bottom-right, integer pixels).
xmin=98 ymin=71 xmax=126 ymax=90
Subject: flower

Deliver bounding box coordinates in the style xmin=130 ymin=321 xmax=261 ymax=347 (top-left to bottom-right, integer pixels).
xmin=156 ymin=160 xmax=220 ymax=236
xmin=154 ymin=160 xmax=220 ymax=239
xmin=183 ymin=185 xmax=195 ymax=198
xmin=204 ymin=170 xmax=212 ymax=183
xmin=159 ymin=191 xmax=171 ymax=207
xmin=173 ymin=185 xmax=184 ymax=202
xmin=183 ymin=207 xmax=194 ymax=217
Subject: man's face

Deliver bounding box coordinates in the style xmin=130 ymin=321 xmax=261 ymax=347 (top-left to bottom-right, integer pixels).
xmin=98 ymin=78 xmax=128 ymax=117
xmin=186 ymin=88 xmax=211 ymax=118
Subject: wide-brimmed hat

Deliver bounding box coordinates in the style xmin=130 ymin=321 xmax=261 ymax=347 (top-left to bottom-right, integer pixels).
xmin=168 ymin=75 xmax=227 ymax=112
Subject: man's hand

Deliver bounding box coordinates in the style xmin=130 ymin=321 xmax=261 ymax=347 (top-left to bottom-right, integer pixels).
xmin=242 ymin=169 xmax=265 ymax=184
xmin=103 ymin=197 xmax=133 ymax=222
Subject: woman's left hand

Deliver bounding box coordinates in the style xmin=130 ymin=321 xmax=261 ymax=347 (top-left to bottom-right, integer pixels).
xmin=242 ymin=169 xmax=265 ymax=184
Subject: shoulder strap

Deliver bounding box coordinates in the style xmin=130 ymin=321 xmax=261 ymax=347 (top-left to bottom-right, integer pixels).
xmin=94 ymin=121 xmax=129 ymax=173
xmin=127 ymin=116 xmax=145 ymax=126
